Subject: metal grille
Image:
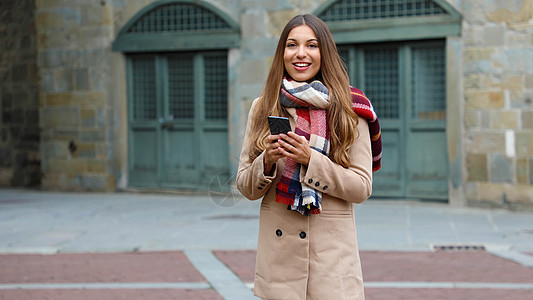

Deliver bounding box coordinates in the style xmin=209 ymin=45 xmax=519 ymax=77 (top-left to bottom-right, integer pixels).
xmin=320 ymin=0 xmax=447 ymax=22
xmin=131 ymin=56 xmax=156 ymax=121
xmin=411 ymin=46 xmax=446 ymax=120
xmin=364 ymin=48 xmax=399 ymax=119
xmin=168 ymin=56 xmax=194 ymax=119
xmin=338 ymin=48 xmax=350 ymax=75
xmin=204 ymin=54 xmax=228 ymax=120
xmin=128 ymin=3 xmax=231 ymax=33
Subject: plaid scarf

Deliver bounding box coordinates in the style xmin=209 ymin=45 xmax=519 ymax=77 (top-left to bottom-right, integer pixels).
xmin=275 ymin=78 xmax=382 ymax=216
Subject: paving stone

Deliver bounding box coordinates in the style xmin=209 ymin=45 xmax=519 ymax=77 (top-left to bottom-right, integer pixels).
xmin=0 ymin=252 xmax=206 ymax=284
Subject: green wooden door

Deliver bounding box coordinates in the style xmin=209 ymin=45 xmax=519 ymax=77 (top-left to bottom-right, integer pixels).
xmin=127 ymin=51 xmax=229 ymax=190
xmin=340 ymin=40 xmax=448 ymax=199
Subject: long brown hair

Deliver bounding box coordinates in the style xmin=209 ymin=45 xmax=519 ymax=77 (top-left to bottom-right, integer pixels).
xmin=247 ymin=14 xmax=359 ymax=168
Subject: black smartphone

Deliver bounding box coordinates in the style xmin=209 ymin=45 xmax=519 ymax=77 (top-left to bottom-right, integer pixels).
xmin=268 ymin=116 xmax=291 ymax=135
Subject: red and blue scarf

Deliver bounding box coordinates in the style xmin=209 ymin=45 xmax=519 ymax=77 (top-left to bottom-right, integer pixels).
xmin=275 ymin=77 xmax=382 ymax=215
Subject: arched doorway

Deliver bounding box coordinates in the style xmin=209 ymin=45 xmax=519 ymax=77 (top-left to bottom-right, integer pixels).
xmin=112 ymin=1 xmax=240 ymax=190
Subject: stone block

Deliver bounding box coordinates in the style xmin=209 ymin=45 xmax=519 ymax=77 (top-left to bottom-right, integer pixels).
xmin=44 ymin=93 xmax=71 ymax=106
xmin=483 ymin=25 xmax=505 ymax=46
xmin=489 ymin=153 xmax=513 ymax=183
xmin=476 ymin=182 xmax=506 ymax=204
xmin=481 ymin=111 xmax=491 ymax=128
xmin=87 ymin=159 xmax=107 ymax=173
xmin=510 ymin=91 xmax=533 ymax=108
xmin=47 ymin=158 xmax=86 ymax=173
xmin=464 ymin=74 xmax=480 ymax=90
xmin=81 ymin=109 xmax=96 ymax=127
xmin=522 ymin=111 xmax=533 ymax=128
xmin=40 ymin=141 xmax=69 ymax=161
xmin=465 ymin=91 xmax=504 ymax=109
xmin=36 ymin=11 xmax=64 ymax=29
xmin=504 ymin=185 xmax=533 ymax=204
xmin=11 ymin=64 xmax=28 ymax=82
xmin=0 ymin=166 xmax=14 ymax=186
xmin=516 ymin=131 xmax=533 ymax=156
xmin=242 ymin=11 xmax=267 ymax=38
xmin=70 ymin=143 xmax=96 ymax=158
xmin=39 ymin=50 xmax=64 ymax=68
xmin=80 ymin=129 xmax=106 ymax=142
xmin=53 ymin=129 xmax=79 ymax=141
xmin=464 ymin=111 xmax=480 ymax=128
xmin=40 ymin=71 xmax=55 ymax=93
xmin=502 ymin=74 xmax=524 ymax=90
xmin=71 ymin=92 xmax=106 ymax=106
xmin=40 ymin=107 xmax=79 ymax=128
xmin=466 ymin=153 xmax=488 ymax=181
xmin=54 ymin=69 xmax=74 ymax=93
xmin=240 ymin=59 xmax=268 ymax=85
xmin=526 ymin=74 xmax=533 ymax=88
xmin=516 ymin=158 xmax=529 ymax=184
xmin=466 ymin=131 xmax=506 ymax=154
xmin=75 ymin=68 xmax=90 ymax=90
xmin=490 ymin=110 xmax=518 ymax=129
xmin=267 ymin=9 xmax=297 ymax=36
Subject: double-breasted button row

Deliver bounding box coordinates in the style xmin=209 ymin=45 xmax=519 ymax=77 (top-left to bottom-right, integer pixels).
xmin=307 ymin=178 xmax=328 ymax=190
xmin=258 ymin=180 xmax=269 ymax=190
xmin=275 ymin=229 xmax=307 ymax=239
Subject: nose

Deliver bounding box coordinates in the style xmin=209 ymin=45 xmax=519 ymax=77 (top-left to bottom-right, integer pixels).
xmin=296 ymin=46 xmax=306 ymax=58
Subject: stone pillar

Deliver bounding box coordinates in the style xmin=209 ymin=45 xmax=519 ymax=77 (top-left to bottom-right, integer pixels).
xmin=462 ymin=0 xmax=533 ymax=209
xmin=36 ymin=0 xmax=116 ymax=191
xmin=0 ymin=0 xmax=41 ymax=187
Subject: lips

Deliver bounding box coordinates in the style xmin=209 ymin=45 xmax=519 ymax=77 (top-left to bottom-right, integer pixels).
xmin=293 ymin=62 xmax=311 ymax=71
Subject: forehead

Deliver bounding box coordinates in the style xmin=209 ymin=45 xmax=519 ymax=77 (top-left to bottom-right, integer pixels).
xmin=286 ymin=25 xmax=317 ymax=40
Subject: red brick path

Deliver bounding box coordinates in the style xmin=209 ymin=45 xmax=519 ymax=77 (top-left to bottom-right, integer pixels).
xmin=2 ymin=250 xmax=533 ymax=300
xmin=0 ymin=251 xmax=222 ymax=300
xmin=214 ymin=250 xmax=533 ymax=300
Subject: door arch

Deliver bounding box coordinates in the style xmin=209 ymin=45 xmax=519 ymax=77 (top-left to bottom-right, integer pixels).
xmin=113 ymin=1 xmax=240 ymax=190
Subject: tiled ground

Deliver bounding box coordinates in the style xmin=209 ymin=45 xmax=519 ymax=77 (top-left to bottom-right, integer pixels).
xmin=2 ymin=250 xmax=533 ymax=300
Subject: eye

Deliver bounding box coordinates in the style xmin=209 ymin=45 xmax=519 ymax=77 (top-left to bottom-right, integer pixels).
xmin=308 ymin=43 xmax=318 ymax=48
xmin=286 ymin=43 xmax=297 ymax=48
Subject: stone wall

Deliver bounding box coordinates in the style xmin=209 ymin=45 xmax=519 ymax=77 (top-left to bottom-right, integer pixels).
xmin=0 ymin=0 xmax=41 ymax=187
xmin=36 ymin=0 xmax=117 ymax=191
xmin=462 ymin=0 xmax=533 ymax=209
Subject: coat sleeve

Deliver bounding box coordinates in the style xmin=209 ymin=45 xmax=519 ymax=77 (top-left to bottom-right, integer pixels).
xmin=303 ymin=118 xmax=373 ymax=203
xmin=236 ymin=98 xmax=277 ymax=200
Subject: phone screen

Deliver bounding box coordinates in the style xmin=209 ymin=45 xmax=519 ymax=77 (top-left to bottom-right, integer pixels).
xmin=268 ymin=116 xmax=291 ymax=135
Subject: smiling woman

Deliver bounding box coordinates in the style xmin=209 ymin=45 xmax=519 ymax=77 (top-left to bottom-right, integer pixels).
xmin=236 ymin=14 xmax=382 ymax=300
xmin=283 ymin=25 xmax=321 ymax=82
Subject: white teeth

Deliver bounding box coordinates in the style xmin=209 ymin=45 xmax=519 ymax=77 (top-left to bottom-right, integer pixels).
xmin=295 ymin=63 xmax=310 ymax=67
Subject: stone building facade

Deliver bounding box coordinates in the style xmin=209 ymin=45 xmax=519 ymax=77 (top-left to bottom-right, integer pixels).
xmin=0 ymin=0 xmax=531 ymax=210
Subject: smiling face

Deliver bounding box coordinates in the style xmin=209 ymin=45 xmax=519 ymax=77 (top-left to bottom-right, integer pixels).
xmin=283 ymin=25 xmax=321 ymax=82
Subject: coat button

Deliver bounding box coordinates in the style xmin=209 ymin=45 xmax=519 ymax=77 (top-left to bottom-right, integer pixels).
xmin=315 ymin=181 xmax=320 ymax=187
xmin=299 ymin=231 xmax=306 ymax=239
xmin=323 ymin=185 xmax=328 ymax=190
xmin=308 ymin=178 xmax=313 ymax=184
xmin=276 ymin=229 xmax=282 ymax=237
xmin=260 ymin=183 xmax=265 ymax=187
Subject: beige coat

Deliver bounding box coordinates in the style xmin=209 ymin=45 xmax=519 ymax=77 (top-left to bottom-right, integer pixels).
xmin=237 ymin=98 xmax=373 ymax=300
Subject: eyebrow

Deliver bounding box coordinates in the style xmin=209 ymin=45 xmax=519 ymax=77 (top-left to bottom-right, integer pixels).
xmin=286 ymin=38 xmax=319 ymax=43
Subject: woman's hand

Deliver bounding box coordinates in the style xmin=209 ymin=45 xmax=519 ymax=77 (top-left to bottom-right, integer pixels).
xmin=278 ymin=132 xmax=311 ymax=166
xmin=263 ymin=134 xmax=284 ymax=175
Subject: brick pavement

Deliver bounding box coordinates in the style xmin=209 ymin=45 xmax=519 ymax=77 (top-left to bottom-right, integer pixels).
xmin=214 ymin=250 xmax=533 ymax=300
xmin=2 ymin=250 xmax=533 ymax=299
xmin=0 ymin=251 xmax=222 ymax=300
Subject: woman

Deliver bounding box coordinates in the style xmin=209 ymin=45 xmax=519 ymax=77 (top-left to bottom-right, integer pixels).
xmin=236 ymin=14 xmax=381 ymax=300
